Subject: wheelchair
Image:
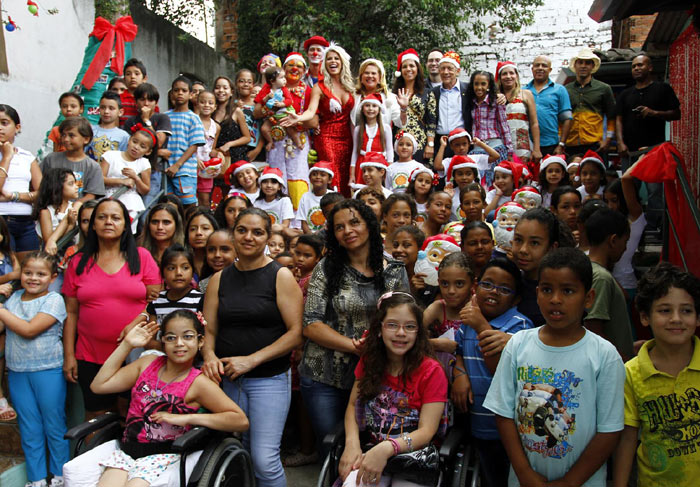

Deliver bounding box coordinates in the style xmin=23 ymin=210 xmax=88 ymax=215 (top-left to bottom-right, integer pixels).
xmin=316 ymin=419 xmax=481 ymax=487
xmin=62 ymin=412 xmax=255 ymax=487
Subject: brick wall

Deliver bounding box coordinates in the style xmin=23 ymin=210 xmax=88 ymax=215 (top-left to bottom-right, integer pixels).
xmin=216 ymin=0 xmax=239 ymax=60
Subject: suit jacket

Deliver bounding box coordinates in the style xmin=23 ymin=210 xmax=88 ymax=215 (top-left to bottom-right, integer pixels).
xmin=425 ymin=81 xmax=473 ymax=138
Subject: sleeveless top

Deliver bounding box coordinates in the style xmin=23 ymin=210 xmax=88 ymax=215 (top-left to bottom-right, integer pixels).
xmin=123 ymin=356 xmax=201 ymax=445
xmin=0 ymin=147 xmax=34 ymax=216
xmin=505 ymin=95 xmax=532 ymax=161
xmin=35 ymin=201 xmax=74 ymax=239
xmin=216 ymin=260 xmax=290 ymax=378
xmin=434 ymin=299 xmax=463 ymax=336
xmin=218 ymin=117 xmax=249 ymax=163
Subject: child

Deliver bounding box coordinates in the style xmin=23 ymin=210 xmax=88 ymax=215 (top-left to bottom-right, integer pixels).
xmin=381 ymin=194 xmax=416 ymax=256
xmin=455 ymin=257 xmax=532 ymax=487
xmin=459 ymin=182 xmax=487 ymax=223
xmin=420 ymin=191 xmax=452 ymax=238
xmin=33 ymin=168 xmax=80 ymax=255
xmin=484 ymin=160 xmax=524 ymax=217
xmin=59 ymin=200 xmax=98 ymax=268
xmin=1 ymin=252 xmax=68 ymax=487
xmin=100 ymin=125 xmax=155 ymax=231
xmin=433 ymin=128 xmax=497 ymax=182
xmin=357 ymin=153 xmax=392 ymax=198
xmin=385 ymin=131 xmax=421 ymax=192
xmin=87 ymin=92 xmax=129 ymax=162
xmin=296 ymin=162 xmax=334 ymax=233
xmin=165 ymin=76 xmax=206 ymax=207
xmin=338 ymin=292 xmax=447 ymax=487
xmin=213 ymin=193 xmax=252 ymax=230
xmin=550 ymin=186 xmax=582 ymax=244
xmin=0 ymin=215 xmax=20 ymax=422
xmin=108 ymin=77 xmax=127 ymax=95
xmin=577 ymin=150 xmax=606 ymax=201
xmin=355 ymin=186 xmax=385 ymax=224
xmin=147 ymin=245 xmax=203 ymax=326
xmin=293 ymin=233 xmax=323 ymax=296
xmin=567 ymin=157 xmax=582 ymax=188
xmin=469 ymin=71 xmax=513 ymax=187
xmin=185 ymin=209 xmax=218 ymax=279
xmin=123 ymin=83 xmax=173 ymax=160
xmin=195 ymin=91 xmax=222 ymax=209
xmin=444 ymin=154 xmax=485 ymax=220
xmin=119 ymin=58 xmax=149 ymax=126
xmin=254 ymin=167 xmax=297 ymax=239
xmin=406 ymin=167 xmax=435 ymax=225
xmin=584 ymin=207 xmax=635 ymax=361
xmin=274 ymin=251 xmax=295 ymax=271
xmin=199 ymin=229 xmax=236 ymax=294
xmin=350 ymin=95 xmax=393 ymax=186
xmin=41 ymin=117 xmax=106 ymax=202
xmin=484 ymin=247 xmax=625 ymax=486
xmin=259 ymin=67 xmax=302 ymax=151
xmin=48 ymin=92 xmax=84 ymax=153
xmin=267 ymin=229 xmax=287 ymax=258
xmin=390 ymin=225 xmax=434 ymax=306
xmin=460 ymin=221 xmax=494 ymax=279
xmin=225 ymin=160 xmax=260 ymax=201
xmin=613 ymin=263 xmax=700 ymax=487
xmin=511 ymin=208 xmax=561 ymax=327
xmin=90 ymin=311 xmax=248 ymax=486
xmin=538 ymin=155 xmax=570 ymax=208
xmin=190 ymin=81 xmax=206 ymax=113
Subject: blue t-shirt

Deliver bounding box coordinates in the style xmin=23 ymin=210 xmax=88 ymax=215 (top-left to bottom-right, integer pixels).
xmin=483 ymin=327 xmax=624 ymax=486
xmin=5 ymin=290 xmax=67 ymax=372
xmin=165 ymin=110 xmax=206 ymax=178
xmin=525 ymin=79 xmax=572 ymax=147
xmin=456 ymin=306 xmax=532 ymax=439
xmin=86 ymin=125 xmax=130 ymax=161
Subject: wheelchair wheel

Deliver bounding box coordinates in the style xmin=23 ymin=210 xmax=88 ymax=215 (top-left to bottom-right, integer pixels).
xmin=196 ymin=438 xmax=254 ymax=487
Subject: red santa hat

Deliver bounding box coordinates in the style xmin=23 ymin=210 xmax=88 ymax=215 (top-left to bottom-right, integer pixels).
xmin=309 ymin=161 xmax=335 ymax=179
xmin=408 ymin=166 xmax=436 ymax=183
xmin=259 ymin=166 xmax=286 ymax=187
xmin=446 ymin=155 xmax=480 ymax=182
xmin=539 ymin=154 xmax=567 ymax=173
xmin=447 ymin=127 xmax=472 ymax=144
xmin=303 ymin=35 xmax=329 ymax=51
xmin=284 ymin=52 xmax=307 ymax=67
xmin=395 ymin=48 xmax=421 ymax=78
xmin=420 ymin=233 xmax=460 ymax=252
xmin=511 ymin=186 xmax=542 ymax=208
xmin=394 ymin=130 xmax=418 ymax=154
xmin=579 ymin=149 xmax=606 ymax=173
xmin=494 ymin=161 xmax=526 ymax=189
xmin=357 ymin=93 xmax=387 ymax=116
xmin=359 ymin=152 xmax=389 ymax=171
xmin=439 ymin=51 xmax=461 ymax=70
xmin=223 ymin=160 xmax=257 ymax=185
xmin=495 ymin=201 xmax=526 ymax=221
xmin=495 ymin=61 xmax=517 ymax=82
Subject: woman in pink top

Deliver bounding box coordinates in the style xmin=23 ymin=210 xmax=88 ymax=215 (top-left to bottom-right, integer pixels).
xmin=63 ymin=198 xmax=161 ymax=417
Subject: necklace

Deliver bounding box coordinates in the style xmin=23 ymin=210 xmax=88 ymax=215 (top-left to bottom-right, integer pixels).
xmin=151 ymin=366 xmax=189 ymax=398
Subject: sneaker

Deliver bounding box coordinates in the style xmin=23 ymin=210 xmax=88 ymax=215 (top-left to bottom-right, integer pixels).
xmin=49 ymin=478 xmax=64 ymax=487
xmin=25 ymin=481 xmax=47 ymax=487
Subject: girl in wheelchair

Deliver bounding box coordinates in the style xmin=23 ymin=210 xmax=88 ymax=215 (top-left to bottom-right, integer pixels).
xmin=338 ymin=292 xmax=448 ymax=487
xmin=89 ymin=310 xmax=248 ymax=487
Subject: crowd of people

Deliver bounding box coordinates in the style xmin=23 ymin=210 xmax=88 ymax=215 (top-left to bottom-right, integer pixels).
xmin=0 ymin=34 xmax=696 ymax=487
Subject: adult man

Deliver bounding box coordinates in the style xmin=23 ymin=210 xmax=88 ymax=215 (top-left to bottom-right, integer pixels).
xmin=302 ymin=35 xmax=329 ymax=87
xmin=564 ymin=48 xmax=616 ymax=158
xmin=424 ymin=51 xmax=473 ymax=161
xmin=425 ymin=49 xmax=443 ymax=90
xmin=525 ymin=55 xmax=572 ymax=156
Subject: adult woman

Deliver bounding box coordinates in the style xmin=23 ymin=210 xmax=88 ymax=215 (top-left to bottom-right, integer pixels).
xmin=497 ymin=62 xmax=542 ymax=162
xmin=298 ymin=199 xmax=409 ymax=455
xmin=0 ymin=105 xmax=43 ymax=260
xmin=139 ymin=203 xmax=185 ymax=265
xmin=62 ymin=198 xmax=161 ymax=416
xmin=202 ymin=207 xmax=302 ymax=487
xmin=350 ymin=59 xmax=406 ymax=130
xmin=185 ymin=207 xmax=218 ymax=278
xmin=212 ymin=76 xmax=235 ymax=125
xmin=392 ymin=49 xmax=431 ymax=162
xmin=284 ymin=44 xmax=355 ymax=196
xmin=234 ymin=69 xmax=263 ymax=161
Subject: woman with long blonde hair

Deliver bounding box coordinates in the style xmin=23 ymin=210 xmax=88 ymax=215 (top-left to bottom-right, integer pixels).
xmin=350 ymin=59 xmax=407 ymax=130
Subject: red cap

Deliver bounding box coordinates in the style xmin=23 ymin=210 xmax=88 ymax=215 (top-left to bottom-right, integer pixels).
xmin=395 ymin=48 xmax=420 ymax=77
xmin=259 ymin=166 xmax=286 ymax=187
xmin=446 ymin=155 xmax=479 ymax=182
xmin=579 ymin=149 xmax=606 ymax=173
xmin=359 ymin=152 xmax=389 ymax=171
xmin=447 ymin=127 xmax=472 ymax=144
xmin=309 ymin=161 xmax=335 ymax=179
xmin=495 ymin=61 xmax=517 ymax=82
xmin=303 ymin=36 xmax=329 ymax=51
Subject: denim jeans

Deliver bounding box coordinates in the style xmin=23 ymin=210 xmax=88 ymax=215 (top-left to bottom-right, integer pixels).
xmin=300 ymin=376 xmax=351 ymax=458
xmin=223 ymin=371 xmax=291 ymax=487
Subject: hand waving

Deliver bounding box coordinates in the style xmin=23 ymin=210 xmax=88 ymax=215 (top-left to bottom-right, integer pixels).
xmin=123 ymin=320 xmax=159 ymax=348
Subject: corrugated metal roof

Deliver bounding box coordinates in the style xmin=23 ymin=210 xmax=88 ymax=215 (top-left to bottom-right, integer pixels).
xmin=644 ymin=10 xmax=691 ymax=48
xmin=588 ymin=0 xmax=695 ymax=22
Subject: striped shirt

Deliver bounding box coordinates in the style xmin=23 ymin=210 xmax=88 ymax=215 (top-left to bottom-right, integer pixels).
xmin=165 ymin=110 xmax=206 ymax=178
xmin=146 ymin=289 xmax=203 ymax=325
xmin=471 ymin=95 xmax=513 ymax=153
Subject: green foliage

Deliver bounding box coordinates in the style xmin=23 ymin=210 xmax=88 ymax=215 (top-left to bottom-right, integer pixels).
xmin=235 ymin=0 xmax=544 ymax=72
xmin=136 ymin=0 xmax=214 ymax=34
xmin=95 ymin=0 xmax=130 ymax=20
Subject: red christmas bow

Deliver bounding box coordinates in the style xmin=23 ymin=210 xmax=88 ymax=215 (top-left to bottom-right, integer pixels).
xmin=81 ymin=16 xmax=138 ymax=90
xmin=130 ymin=123 xmax=156 ymax=146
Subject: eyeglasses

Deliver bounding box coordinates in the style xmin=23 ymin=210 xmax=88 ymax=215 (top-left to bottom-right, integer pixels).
xmin=478 ymin=281 xmax=515 ymax=296
xmin=238 ymin=80 xmax=254 ymax=85
xmin=383 ymin=322 xmax=419 ymax=334
xmin=162 ymin=333 xmax=200 ymax=343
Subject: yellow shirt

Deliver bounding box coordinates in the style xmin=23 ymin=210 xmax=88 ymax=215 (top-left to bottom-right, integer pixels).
xmin=623 ymin=337 xmax=700 ymax=486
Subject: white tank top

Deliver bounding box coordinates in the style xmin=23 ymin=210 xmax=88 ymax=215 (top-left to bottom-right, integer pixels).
xmin=0 ymin=147 xmax=34 ymax=216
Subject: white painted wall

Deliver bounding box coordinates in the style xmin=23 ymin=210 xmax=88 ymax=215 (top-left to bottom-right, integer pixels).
xmin=460 ymin=0 xmax=612 ymax=83
xmin=0 ymin=0 xmax=95 ymax=154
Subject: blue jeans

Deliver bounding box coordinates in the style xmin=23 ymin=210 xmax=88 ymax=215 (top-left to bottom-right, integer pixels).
xmin=8 ymin=367 xmax=69 ymax=481
xmin=4 ymin=215 xmax=40 ymax=252
xmin=223 ymin=371 xmax=291 ymax=487
xmin=300 ymin=377 xmax=351 ymax=458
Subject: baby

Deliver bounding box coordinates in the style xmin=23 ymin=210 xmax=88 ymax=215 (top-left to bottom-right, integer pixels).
xmin=260 ymin=67 xmax=302 ymax=151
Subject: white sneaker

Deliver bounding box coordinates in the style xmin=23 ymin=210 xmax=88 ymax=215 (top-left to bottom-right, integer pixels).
xmin=24 ymin=481 xmax=47 ymax=487
xmin=49 ymin=478 xmax=64 ymax=487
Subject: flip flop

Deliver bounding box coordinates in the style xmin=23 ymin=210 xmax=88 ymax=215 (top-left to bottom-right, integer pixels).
xmin=0 ymin=397 xmax=17 ymax=422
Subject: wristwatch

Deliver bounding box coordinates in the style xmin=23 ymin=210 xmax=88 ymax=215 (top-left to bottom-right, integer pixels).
xmin=144 ymin=120 xmax=153 ymax=127
xmin=427 ymin=141 xmax=434 ymax=148
xmin=558 ymin=142 xmax=565 ymax=147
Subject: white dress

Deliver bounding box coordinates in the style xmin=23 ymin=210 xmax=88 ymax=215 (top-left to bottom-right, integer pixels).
xmin=101 ymin=150 xmax=150 ymax=231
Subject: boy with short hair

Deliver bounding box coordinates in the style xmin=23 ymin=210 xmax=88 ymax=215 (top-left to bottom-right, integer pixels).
xmin=49 ymin=92 xmax=84 ymax=152
xmin=484 ymin=247 xmax=625 ymax=486
xmin=584 ymin=207 xmax=635 ymax=360
xmin=86 ymin=91 xmax=129 ymax=161
xmin=296 ymin=162 xmax=334 ymax=234
xmin=613 ymin=262 xmax=700 ymax=487
xmin=120 ymin=58 xmax=148 ymax=126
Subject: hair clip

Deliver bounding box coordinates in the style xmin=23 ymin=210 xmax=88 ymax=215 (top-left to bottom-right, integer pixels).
xmin=376 ymin=291 xmax=416 ymax=309
xmin=195 ymin=311 xmax=207 ymax=328
xmin=130 ymin=123 xmax=157 ymax=146
xmin=229 ymin=192 xmax=251 ymax=202
xmin=432 ymin=173 xmax=440 ymax=186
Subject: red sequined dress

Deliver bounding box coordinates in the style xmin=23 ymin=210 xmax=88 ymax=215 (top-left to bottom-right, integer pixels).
xmin=315 ymin=81 xmax=355 ymax=196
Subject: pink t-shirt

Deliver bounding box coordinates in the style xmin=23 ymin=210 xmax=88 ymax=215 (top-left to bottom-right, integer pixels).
xmin=62 ymin=247 xmax=161 ymax=363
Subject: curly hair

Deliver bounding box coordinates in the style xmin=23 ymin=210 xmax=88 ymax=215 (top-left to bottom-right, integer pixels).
xmin=323 ymin=199 xmax=385 ymax=299
xmin=32 ymin=168 xmax=74 ymax=220
xmin=468 ymin=71 xmax=497 ymax=107
xmin=321 ymin=43 xmax=355 ymax=94
xmin=635 ymin=262 xmax=700 ymax=316
xmin=358 ymin=293 xmax=435 ymax=401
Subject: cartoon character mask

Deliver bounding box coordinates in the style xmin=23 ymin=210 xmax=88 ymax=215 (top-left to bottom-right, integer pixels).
xmin=413 ymin=234 xmax=460 ymax=286
xmin=512 ymin=186 xmax=542 ymax=210
xmin=493 ymin=201 xmax=526 ymax=252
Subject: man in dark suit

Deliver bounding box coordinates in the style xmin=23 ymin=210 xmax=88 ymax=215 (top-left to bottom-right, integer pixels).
xmin=424 ymin=50 xmax=473 ymax=162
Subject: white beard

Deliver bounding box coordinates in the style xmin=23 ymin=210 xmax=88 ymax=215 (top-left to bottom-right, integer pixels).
xmin=414 ymin=258 xmax=439 ymax=287
xmin=494 ymin=224 xmax=514 ymax=253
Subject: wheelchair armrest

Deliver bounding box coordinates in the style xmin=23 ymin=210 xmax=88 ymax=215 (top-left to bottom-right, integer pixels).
xmin=64 ymin=412 xmax=122 ymax=441
xmin=439 ymin=426 xmax=467 ymax=462
xmin=322 ymin=421 xmax=346 ymax=451
xmin=172 ymin=426 xmax=214 ymax=453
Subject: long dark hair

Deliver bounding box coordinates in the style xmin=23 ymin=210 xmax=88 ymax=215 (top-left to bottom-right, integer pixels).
xmin=214 ymin=194 xmax=252 ymax=229
xmin=76 ymin=198 xmax=141 ymax=276
xmin=32 ymin=168 xmax=75 ymax=220
xmin=392 ymin=59 xmax=426 ymax=96
xmin=185 ymin=208 xmax=219 ymax=248
xmin=0 ymin=215 xmax=14 ymax=260
xmin=468 ymin=71 xmax=497 ymax=107
xmin=138 ymin=203 xmax=185 ymax=261
xmin=358 ymin=293 xmax=434 ymax=401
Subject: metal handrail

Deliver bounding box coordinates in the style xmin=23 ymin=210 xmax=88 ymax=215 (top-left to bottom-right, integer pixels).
xmin=666 ymin=207 xmax=689 ymax=271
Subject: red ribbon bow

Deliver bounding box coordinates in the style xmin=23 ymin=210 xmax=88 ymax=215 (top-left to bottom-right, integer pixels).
xmin=130 ymin=123 xmax=156 ymax=146
xmin=81 ymin=16 xmax=138 ymax=90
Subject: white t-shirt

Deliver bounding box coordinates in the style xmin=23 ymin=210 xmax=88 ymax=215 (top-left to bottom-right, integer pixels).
xmin=415 ymin=201 xmax=427 ymax=226
xmin=296 ymin=190 xmax=331 ymax=232
xmin=577 ymin=185 xmax=604 ymax=200
xmin=0 ymin=147 xmax=34 ymax=216
xmin=386 ymin=160 xmax=423 ymax=192
xmin=485 ymin=189 xmax=511 ymax=208
xmin=612 ymin=213 xmax=646 ymax=289
xmin=483 ymin=327 xmax=625 ymax=486
xmin=101 ymin=150 xmax=150 ymax=225
xmin=254 ymin=196 xmax=294 ymax=225
xmin=228 ymin=187 xmax=259 ymax=202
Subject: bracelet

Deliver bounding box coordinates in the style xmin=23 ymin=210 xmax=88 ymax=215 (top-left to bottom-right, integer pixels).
xmin=388 ymin=437 xmax=400 ymax=456
xmin=454 ymin=366 xmax=467 ymax=375
xmin=401 ymin=432 xmax=413 ymax=452
xmin=453 ymin=372 xmax=467 ymax=379
xmin=12 ymin=192 xmax=19 ymax=202
xmin=0 ymin=167 xmax=8 ymax=177
xmin=138 ymin=312 xmax=150 ymax=322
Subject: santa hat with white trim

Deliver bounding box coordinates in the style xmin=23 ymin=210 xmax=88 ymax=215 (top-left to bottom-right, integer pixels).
xmin=259 ymin=166 xmax=286 ymax=187
xmin=439 ymin=51 xmax=461 ymax=70
xmin=495 ymin=61 xmax=517 ymax=82
xmin=394 ymin=130 xmax=418 ymax=154
xmin=409 ymin=166 xmax=435 ymax=182
xmin=494 ymin=160 xmax=526 ymax=189
xmin=231 ymin=160 xmax=256 ymax=176
xmin=357 ymin=93 xmax=386 ymax=117
xmin=395 ymin=49 xmax=420 ymax=78
xmin=446 ymin=155 xmax=479 ymax=182
xmin=447 ymin=127 xmax=472 ymax=144
xmin=284 ymin=52 xmax=307 ymax=67
xmin=539 ymin=154 xmax=567 ymax=173
xmin=309 ymin=161 xmax=335 ymax=179
xmin=511 ymin=185 xmax=542 ymax=208
xmin=579 ymin=149 xmax=606 ymax=173
xmin=359 ymin=152 xmax=389 ymax=171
